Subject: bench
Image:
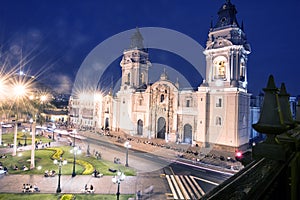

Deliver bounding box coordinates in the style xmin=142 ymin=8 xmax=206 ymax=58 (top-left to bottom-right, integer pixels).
xmin=80 ymin=188 xmax=94 ymax=194
xmin=109 ymin=168 xmax=117 ymax=173
xmin=92 ymin=173 xmax=103 ymax=178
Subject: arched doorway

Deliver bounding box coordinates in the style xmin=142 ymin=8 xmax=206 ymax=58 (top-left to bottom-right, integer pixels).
xmin=137 ymin=119 xmax=143 ymax=135
xmin=183 ymin=124 xmax=192 ymax=144
xmin=157 ymin=117 xmax=166 ymax=139
xmin=105 ymin=118 xmax=109 ymax=130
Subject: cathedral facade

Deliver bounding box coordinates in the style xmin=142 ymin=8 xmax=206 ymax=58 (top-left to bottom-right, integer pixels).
xmin=69 ymin=0 xmax=251 ymax=150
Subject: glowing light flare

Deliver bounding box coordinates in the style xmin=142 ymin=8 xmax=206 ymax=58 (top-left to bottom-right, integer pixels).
xmin=0 ymin=76 xmax=10 ymax=100
xmin=73 ymin=87 xmax=101 ymax=102
xmin=40 ymin=95 xmax=47 ymax=102
xmin=235 ymin=151 xmax=242 ymax=158
xmin=94 ymin=92 xmax=103 ymax=101
xmin=13 ymin=84 xmax=27 ymax=97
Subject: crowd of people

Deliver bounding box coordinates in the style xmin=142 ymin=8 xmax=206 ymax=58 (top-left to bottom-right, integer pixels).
xmin=101 ymin=130 xmax=238 ymax=169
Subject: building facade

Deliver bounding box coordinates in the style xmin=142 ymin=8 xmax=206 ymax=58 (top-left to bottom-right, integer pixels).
xmin=69 ymin=1 xmax=252 ymax=150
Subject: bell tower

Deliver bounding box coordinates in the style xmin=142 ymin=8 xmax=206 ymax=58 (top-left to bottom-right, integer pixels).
xmin=199 ymin=0 xmax=251 ymax=150
xmin=204 ymin=0 xmax=251 ymax=90
xmin=120 ymin=28 xmax=151 ymax=90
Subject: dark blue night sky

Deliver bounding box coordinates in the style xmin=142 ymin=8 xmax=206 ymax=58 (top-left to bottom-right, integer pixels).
xmin=0 ymin=0 xmax=299 ymax=96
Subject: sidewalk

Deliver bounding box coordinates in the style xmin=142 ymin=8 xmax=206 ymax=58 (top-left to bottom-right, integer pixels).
xmin=0 ymin=174 xmax=167 ymax=199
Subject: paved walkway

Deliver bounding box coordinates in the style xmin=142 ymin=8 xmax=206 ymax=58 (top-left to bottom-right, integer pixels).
xmin=0 ymin=173 xmax=165 ymax=196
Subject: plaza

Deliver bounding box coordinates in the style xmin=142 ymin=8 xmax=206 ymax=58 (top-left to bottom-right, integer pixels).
xmin=0 ymin=124 xmax=239 ymax=199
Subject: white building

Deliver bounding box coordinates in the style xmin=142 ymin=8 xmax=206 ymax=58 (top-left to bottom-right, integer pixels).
xmin=69 ymin=0 xmax=252 ymax=151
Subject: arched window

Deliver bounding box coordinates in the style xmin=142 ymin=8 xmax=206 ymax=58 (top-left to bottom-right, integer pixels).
xmin=216 ymin=116 xmax=222 ymax=126
xmin=240 ymin=59 xmax=246 ymax=81
xmin=139 ymin=99 xmax=143 ymax=106
xmin=126 ymin=73 xmax=130 ymax=85
xmin=213 ymin=56 xmax=227 ymax=79
xmin=137 ymin=119 xmax=143 ymax=135
xmin=160 ymin=94 xmax=164 ymax=102
xmin=216 ymin=97 xmax=222 ymax=107
xmin=140 ymin=73 xmax=145 ymax=84
xmin=186 ymin=100 xmax=190 ymax=107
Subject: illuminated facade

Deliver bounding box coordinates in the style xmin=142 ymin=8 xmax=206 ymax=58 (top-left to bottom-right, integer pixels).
xmin=69 ymin=1 xmax=251 ymax=150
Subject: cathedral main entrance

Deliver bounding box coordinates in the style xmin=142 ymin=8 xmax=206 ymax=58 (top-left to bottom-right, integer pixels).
xmin=157 ymin=117 xmax=166 ymax=139
xmin=183 ymin=124 xmax=192 ymax=144
xmin=137 ymin=119 xmax=143 ymax=135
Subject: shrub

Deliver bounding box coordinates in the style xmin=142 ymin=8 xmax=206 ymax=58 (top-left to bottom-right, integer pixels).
xmin=74 ymin=159 xmax=94 ymax=175
xmin=46 ymin=147 xmax=64 ymax=160
xmin=60 ymin=194 xmax=75 ymax=200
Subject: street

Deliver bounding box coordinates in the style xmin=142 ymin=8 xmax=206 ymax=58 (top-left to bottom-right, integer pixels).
xmin=80 ymin=131 xmax=233 ymax=198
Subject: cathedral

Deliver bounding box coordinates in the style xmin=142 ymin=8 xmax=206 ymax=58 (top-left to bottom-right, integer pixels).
xmin=69 ymin=0 xmax=252 ymax=151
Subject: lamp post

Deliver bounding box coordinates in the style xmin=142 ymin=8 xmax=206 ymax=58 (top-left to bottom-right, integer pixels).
xmin=52 ymin=123 xmax=56 ymax=141
xmin=12 ymin=83 xmax=27 ymax=156
xmin=22 ymin=129 xmax=27 ymax=146
xmin=0 ymin=122 xmax=2 ymax=146
xmin=112 ymin=170 xmax=125 ymax=200
xmin=71 ymin=131 xmax=81 ymax=177
xmin=29 ymin=118 xmax=33 ymax=132
xmin=124 ymin=141 xmax=131 ymax=167
xmin=54 ymin=156 xmax=67 ymax=193
xmin=30 ymin=117 xmax=36 ymax=169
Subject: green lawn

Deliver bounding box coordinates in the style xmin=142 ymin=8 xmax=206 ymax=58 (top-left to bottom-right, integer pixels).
xmin=0 ymin=145 xmax=136 ymax=176
xmin=0 ymin=193 xmax=134 ymax=200
xmin=1 ymin=131 xmax=52 ymax=148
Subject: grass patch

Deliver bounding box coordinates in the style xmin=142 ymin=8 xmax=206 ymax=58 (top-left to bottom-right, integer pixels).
xmin=1 ymin=132 xmax=52 ymax=148
xmin=0 ymin=146 xmax=136 ymax=176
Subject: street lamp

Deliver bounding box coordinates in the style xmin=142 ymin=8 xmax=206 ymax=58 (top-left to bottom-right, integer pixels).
xmin=22 ymin=129 xmax=27 ymax=146
xmin=52 ymin=123 xmax=56 ymax=141
xmin=30 ymin=117 xmax=36 ymax=169
xmin=124 ymin=141 xmax=131 ymax=167
xmin=0 ymin=122 xmax=2 ymax=146
xmin=112 ymin=170 xmax=125 ymax=200
xmin=70 ymin=132 xmax=81 ymax=177
xmin=29 ymin=118 xmax=33 ymax=132
xmin=54 ymin=156 xmax=67 ymax=193
xmin=12 ymin=83 xmax=27 ymax=156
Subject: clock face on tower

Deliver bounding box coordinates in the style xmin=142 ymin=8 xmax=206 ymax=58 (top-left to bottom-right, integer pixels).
xmin=213 ymin=56 xmax=227 ymax=80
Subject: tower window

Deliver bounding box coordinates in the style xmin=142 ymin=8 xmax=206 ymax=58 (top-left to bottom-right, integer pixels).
xmin=216 ymin=98 xmax=222 ymax=107
xmin=186 ymin=100 xmax=191 ymax=107
xmin=160 ymin=94 xmax=164 ymax=102
xmin=125 ymin=73 xmax=130 ymax=85
xmin=213 ymin=56 xmax=227 ymax=80
xmin=140 ymin=73 xmax=145 ymax=84
xmin=240 ymin=62 xmax=246 ymax=81
xmin=216 ymin=116 xmax=222 ymax=126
